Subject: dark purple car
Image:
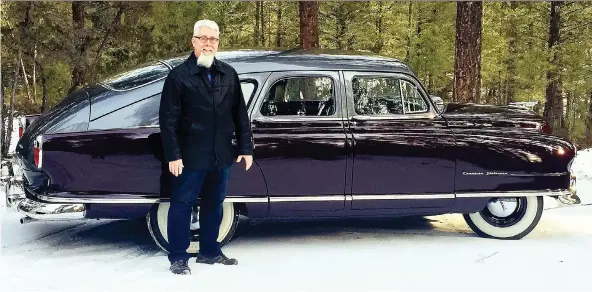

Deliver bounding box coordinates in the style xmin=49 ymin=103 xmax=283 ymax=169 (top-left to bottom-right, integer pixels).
xmin=2 ymin=49 xmax=580 ymax=254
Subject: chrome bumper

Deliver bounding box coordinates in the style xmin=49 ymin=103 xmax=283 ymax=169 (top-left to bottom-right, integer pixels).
xmin=2 ymin=158 xmax=86 ymax=224
xmin=556 ymin=173 xmax=581 ymax=206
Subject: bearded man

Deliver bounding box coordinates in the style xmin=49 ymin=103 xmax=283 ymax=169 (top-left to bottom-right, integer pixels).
xmin=159 ymin=19 xmax=254 ymax=275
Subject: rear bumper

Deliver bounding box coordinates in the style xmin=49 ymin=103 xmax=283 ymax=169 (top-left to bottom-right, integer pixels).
xmin=2 ymin=158 xmax=86 ymax=223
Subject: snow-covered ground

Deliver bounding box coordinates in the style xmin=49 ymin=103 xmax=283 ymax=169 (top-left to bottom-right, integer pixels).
xmin=1 ymin=148 xmax=591 ymax=291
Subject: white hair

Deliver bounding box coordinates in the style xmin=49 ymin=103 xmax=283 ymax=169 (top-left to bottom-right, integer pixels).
xmin=193 ymin=19 xmax=220 ymax=37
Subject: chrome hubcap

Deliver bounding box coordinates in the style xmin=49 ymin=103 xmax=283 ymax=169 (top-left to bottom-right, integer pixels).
xmin=486 ymin=198 xmax=518 ymax=218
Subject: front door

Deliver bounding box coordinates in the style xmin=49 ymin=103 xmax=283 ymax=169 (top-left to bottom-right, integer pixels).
xmin=250 ymin=71 xmax=348 ymax=215
xmin=343 ymin=71 xmax=457 ymax=210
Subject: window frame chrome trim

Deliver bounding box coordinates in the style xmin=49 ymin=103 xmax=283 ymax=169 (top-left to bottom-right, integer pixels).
xmin=344 ymin=71 xmax=433 ymax=117
xmin=251 ymin=71 xmax=344 ymax=121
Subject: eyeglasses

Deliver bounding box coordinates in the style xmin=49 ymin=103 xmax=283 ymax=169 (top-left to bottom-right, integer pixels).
xmin=194 ymin=35 xmax=219 ymax=44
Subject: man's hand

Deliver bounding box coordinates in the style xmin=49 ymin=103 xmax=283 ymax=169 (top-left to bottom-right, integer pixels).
xmin=169 ymin=159 xmax=184 ymax=177
xmin=236 ymin=155 xmax=253 ymax=170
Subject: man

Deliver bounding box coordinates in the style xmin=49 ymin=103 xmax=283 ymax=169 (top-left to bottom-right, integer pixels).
xmin=159 ymin=19 xmax=254 ymax=275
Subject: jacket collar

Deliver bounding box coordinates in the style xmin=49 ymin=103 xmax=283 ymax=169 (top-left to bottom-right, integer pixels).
xmin=186 ymin=51 xmax=226 ymax=76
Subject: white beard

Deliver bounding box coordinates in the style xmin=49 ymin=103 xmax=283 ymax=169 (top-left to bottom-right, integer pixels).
xmin=197 ymin=52 xmax=215 ymax=68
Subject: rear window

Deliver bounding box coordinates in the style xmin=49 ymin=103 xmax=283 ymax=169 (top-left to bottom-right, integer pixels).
xmin=101 ymin=61 xmax=169 ymax=91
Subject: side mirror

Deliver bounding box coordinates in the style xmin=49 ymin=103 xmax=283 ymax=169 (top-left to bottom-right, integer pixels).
xmin=430 ymin=95 xmax=445 ymax=113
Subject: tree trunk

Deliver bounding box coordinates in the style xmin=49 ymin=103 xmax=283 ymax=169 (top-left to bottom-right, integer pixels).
xmin=33 ymin=45 xmax=37 ymax=101
xmin=543 ymin=1 xmax=564 ymax=131
xmin=506 ymin=1 xmax=518 ymax=104
xmin=2 ymin=53 xmax=21 ymax=157
xmin=19 ymin=1 xmax=32 ymax=101
xmin=260 ymin=1 xmax=265 ymax=46
xmin=335 ymin=4 xmax=347 ymax=50
xmin=35 ymin=58 xmax=48 ymax=113
xmin=254 ymin=1 xmax=260 ymax=46
xmin=275 ymin=3 xmax=283 ymax=47
xmin=69 ymin=2 xmax=88 ymax=94
xmin=405 ymin=2 xmax=412 ymax=64
xmin=565 ymin=91 xmax=572 ymax=132
xmin=453 ymin=1 xmax=483 ymax=103
xmin=486 ymin=88 xmax=494 ymax=104
xmin=299 ymin=1 xmax=319 ymax=49
xmin=20 ymin=53 xmax=31 ymax=101
xmin=586 ymin=91 xmax=592 ymax=144
xmin=373 ymin=1 xmax=384 ymax=53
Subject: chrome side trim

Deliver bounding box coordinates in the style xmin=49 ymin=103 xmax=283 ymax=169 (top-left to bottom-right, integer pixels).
xmin=270 ymin=195 xmax=345 ymax=202
xmin=35 ymin=190 xmax=576 ymax=204
xmin=461 ymin=172 xmax=568 ymax=177
xmin=506 ymin=172 xmax=567 ymax=177
xmin=455 ymin=189 xmax=571 ymax=198
xmin=224 ymin=197 xmax=268 ymax=203
xmin=38 ymin=194 xmax=267 ymax=204
xmin=352 ymin=194 xmax=455 ymax=200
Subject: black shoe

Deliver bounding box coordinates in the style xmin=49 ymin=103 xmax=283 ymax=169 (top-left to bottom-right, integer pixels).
xmin=195 ymin=253 xmax=238 ymax=265
xmin=170 ymin=259 xmax=191 ymax=275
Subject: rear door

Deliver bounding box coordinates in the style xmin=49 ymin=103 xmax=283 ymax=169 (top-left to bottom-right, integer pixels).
xmin=343 ymin=71 xmax=457 ymax=210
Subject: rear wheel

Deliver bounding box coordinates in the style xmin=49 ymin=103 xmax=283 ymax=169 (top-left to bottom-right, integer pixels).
xmin=146 ymin=202 xmax=239 ymax=255
xmin=463 ymin=196 xmax=543 ymax=240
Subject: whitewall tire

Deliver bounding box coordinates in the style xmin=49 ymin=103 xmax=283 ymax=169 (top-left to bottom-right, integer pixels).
xmin=463 ymin=196 xmax=543 ymax=240
xmin=147 ymin=202 xmax=239 ymax=255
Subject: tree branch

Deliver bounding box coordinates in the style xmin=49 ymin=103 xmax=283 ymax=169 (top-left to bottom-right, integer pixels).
xmin=19 ymin=54 xmax=31 ymax=101
xmin=89 ymin=3 xmax=125 ymax=82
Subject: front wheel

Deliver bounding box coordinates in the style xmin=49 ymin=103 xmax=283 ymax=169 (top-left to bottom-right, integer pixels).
xmin=463 ymin=196 xmax=543 ymax=240
xmin=146 ymin=202 xmax=239 ymax=255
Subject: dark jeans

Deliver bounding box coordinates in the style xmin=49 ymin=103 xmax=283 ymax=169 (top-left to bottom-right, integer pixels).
xmin=167 ymin=166 xmax=231 ymax=263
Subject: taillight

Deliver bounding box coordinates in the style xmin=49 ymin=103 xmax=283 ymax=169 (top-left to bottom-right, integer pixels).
xmin=541 ymin=121 xmax=552 ymax=134
xmin=19 ymin=116 xmax=26 ymax=137
xmin=33 ymin=135 xmax=43 ymax=168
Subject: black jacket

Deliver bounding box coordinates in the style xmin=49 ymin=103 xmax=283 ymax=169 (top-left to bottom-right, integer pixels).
xmin=159 ymin=52 xmax=253 ymax=170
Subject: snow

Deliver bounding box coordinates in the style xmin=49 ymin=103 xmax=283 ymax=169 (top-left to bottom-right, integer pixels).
xmin=1 ymin=133 xmax=591 ymax=291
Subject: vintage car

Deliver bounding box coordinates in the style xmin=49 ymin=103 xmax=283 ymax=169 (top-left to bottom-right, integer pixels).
xmin=2 ymin=49 xmax=580 ymax=255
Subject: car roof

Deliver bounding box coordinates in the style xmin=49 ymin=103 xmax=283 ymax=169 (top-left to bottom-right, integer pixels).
xmin=161 ymin=48 xmax=415 ymax=75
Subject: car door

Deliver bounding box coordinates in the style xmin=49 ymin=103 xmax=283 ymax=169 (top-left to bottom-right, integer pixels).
xmin=342 ymin=71 xmax=457 ymax=210
xmin=250 ymin=71 xmax=348 ymax=215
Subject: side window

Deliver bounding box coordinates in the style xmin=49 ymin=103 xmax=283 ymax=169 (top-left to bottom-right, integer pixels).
xmin=88 ymin=94 xmax=161 ymax=130
xmin=240 ymin=81 xmax=257 ymax=103
xmin=400 ymin=80 xmax=428 ymax=113
xmin=353 ymin=77 xmax=402 ymax=115
xmin=260 ymin=76 xmax=335 ymax=116
xmin=352 ymin=76 xmax=427 ymax=115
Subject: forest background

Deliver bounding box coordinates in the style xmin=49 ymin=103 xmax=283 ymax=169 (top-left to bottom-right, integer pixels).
xmin=1 ymin=1 xmax=591 ymax=156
